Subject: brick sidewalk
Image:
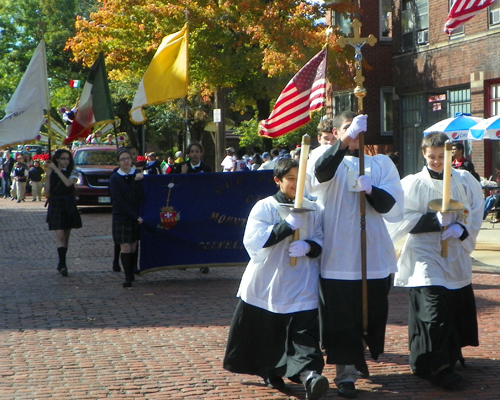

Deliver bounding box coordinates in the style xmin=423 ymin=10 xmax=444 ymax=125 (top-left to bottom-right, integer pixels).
xmin=0 ymin=200 xmax=499 ymax=399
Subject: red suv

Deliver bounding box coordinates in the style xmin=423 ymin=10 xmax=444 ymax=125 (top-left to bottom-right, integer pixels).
xmin=72 ymin=145 xmax=118 ymax=205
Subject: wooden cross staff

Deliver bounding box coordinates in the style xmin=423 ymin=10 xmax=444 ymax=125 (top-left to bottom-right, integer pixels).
xmin=336 ymin=18 xmax=377 ymax=336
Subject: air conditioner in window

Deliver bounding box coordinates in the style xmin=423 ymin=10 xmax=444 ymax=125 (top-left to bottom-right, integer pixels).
xmin=491 ymin=9 xmax=500 ymax=25
xmin=417 ymin=29 xmax=429 ymax=45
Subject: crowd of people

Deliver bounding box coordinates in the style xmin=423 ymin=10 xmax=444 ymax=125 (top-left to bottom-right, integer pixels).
xmin=0 ymin=110 xmax=491 ymax=399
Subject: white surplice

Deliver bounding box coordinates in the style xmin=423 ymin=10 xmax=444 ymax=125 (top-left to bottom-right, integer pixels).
xmin=386 ymin=167 xmax=484 ymax=289
xmin=237 ymin=196 xmax=323 ymax=314
xmin=308 ymin=154 xmax=404 ymax=280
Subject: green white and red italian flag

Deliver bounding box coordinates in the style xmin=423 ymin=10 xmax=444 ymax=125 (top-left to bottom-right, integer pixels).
xmin=64 ymin=52 xmax=114 ymax=144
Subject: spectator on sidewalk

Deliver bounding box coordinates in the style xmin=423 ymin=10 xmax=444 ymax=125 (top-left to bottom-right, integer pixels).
xmin=452 ymin=142 xmax=480 ymax=181
xmin=258 ymin=152 xmax=275 ymax=170
xmin=221 ymin=147 xmax=236 ymax=172
xmin=143 ymin=152 xmax=162 ymax=175
xmin=45 ymin=149 xmax=82 ymax=277
xmin=10 ymin=155 xmax=29 ymax=202
xmin=1 ymin=150 xmax=15 ymax=199
xmin=28 ymin=160 xmax=44 ymax=201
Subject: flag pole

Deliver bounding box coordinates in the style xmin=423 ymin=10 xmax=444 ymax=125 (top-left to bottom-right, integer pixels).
xmin=40 ymin=38 xmax=52 ymax=159
xmin=336 ymin=19 xmax=377 ymax=336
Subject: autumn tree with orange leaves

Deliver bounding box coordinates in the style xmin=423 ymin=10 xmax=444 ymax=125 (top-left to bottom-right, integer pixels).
xmin=66 ymin=0 xmax=354 ymax=126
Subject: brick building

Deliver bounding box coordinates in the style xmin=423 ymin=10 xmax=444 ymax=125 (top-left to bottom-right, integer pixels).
xmin=327 ymin=0 xmax=500 ymax=178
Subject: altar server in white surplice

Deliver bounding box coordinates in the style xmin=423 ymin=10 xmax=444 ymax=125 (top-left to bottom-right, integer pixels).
xmin=308 ymin=111 xmax=404 ymax=399
xmin=223 ymin=158 xmax=329 ymax=400
xmin=386 ymin=132 xmax=484 ymax=389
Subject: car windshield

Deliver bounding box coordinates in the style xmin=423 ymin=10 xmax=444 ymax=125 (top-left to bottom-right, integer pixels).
xmin=74 ymin=150 xmax=117 ymax=166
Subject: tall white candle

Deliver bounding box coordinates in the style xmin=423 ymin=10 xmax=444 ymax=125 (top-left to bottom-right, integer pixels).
xmin=442 ymin=140 xmax=453 ymax=211
xmin=294 ymin=135 xmax=311 ymax=208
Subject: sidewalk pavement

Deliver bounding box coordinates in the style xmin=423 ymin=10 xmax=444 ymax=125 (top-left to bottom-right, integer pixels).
xmin=0 ymin=199 xmax=499 ymax=399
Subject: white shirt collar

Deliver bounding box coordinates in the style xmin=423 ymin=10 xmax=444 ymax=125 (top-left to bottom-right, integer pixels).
xmin=117 ymin=165 xmax=136 ymax=176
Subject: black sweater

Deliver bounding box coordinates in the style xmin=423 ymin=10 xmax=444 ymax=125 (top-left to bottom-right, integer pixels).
xmin=109 ymin=170 xmax=144 ymax=222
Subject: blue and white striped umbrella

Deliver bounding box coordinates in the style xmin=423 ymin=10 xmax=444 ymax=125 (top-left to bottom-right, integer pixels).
xmin=468 ymin=115 xmax=500 ymax=140
xmin=423 ymin=113 xmax=483 ymax=140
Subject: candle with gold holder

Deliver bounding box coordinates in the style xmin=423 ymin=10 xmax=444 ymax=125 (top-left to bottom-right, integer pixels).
xmin=428 ymin=140 xmax=464 ymax=257
xmin=289 ymin=134 xmax=311 ymax=267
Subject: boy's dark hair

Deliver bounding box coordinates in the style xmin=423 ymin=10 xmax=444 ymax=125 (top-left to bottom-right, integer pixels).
xmin=453 ymin=142 xmax=465 ymax=151
xmin=274 ymin=158 xmax=299 ymax=180
xmin=270 ymin=148 xmax=280 ymax=157
xmin=332 ymin=111 xmax=356 ymax=129
xmin=317 ymin=118 xmax=334 ymax=134
xmin=421 ymin=132 xmax=448 ymax=151
xmin=236 ymin=148 xmax=247 ymax=159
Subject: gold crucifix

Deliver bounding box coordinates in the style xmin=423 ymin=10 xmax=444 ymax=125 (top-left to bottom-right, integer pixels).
xmin=336 ymin=19 xmax=377 ymax=112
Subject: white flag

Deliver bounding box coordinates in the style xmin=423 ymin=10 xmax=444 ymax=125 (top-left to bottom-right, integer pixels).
xmin=0 ymin=40 xmax=49 ymax=149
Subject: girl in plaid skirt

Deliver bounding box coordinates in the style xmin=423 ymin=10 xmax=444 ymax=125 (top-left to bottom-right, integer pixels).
xmin=45 ymin=149 xmax=82 ymax=277
xmin=109 ymin=148 xmax=144 ymax=288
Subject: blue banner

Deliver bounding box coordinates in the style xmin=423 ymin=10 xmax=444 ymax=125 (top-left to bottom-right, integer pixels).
xmin=139 ymin=171 xmax=276 ymax=273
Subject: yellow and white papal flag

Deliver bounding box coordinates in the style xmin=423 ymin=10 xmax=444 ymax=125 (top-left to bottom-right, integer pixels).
xmin=129 ymin=25 xmax=188 ymax=125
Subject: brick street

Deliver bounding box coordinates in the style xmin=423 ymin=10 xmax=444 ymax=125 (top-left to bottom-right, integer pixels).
xmin=0 ymin=199 xmax=499 ymax=399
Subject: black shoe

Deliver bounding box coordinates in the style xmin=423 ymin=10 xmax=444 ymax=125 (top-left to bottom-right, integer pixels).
xmin=112 ymin=261 xmax=121 ymax=272
xmin=355 ymin=361 xmax=370 ymax=379
xmin=11 ymin=197 xmax=15 ymax=201
xmin=32 ymin=198 xmax=37 ymax=201
xmin=305 ymin=375 xmax=329 ymax=400
xmin=60 ymin=267 xmax=68 ymax=277
xmin=16 ymin=200 xmax=21 ymax=203
xmin=200 ymin=267 xmax=209 ymax=274
xmin=432 ymin=368 xmax=462 ymax=389
xmin=133 ymin=267 xmax=141 ymax=275
xmin=123 ymin=281 xmax=132 ymax=288
xmin=337 ymin=381 xmax=357 ymax=398
xmin=264 ymin=376 xmax=286 ymax=391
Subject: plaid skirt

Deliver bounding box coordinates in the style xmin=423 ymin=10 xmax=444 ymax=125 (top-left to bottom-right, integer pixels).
xmin=46 ymin=196 xmax=82 ymax=231
xmin=112 ymin=218 xmax=140 ymax=244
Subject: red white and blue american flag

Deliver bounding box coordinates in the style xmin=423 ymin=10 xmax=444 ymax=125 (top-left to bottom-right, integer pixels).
xmin=444 ymin=0 xmax=497 ymax=34
xmin=259 ymin=48 xmax=327 ymax=138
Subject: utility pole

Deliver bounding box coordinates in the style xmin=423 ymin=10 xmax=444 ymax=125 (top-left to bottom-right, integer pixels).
xmin=214 ymin=87 xmax=226 ymax=171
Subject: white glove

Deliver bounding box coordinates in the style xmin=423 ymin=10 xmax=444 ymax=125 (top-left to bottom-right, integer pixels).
xmin=436 ymin=212 xmax=455 ymax=227
xmin=285 ymin=211 xmax=304 ymax=230
xmin=346 ymin=114 xmax=367 ymax=139
xmin=289 ymin=240 xmax=311 ymax=257
xmin=356 ymin=175 xmax=372 ymax=194
xmin=441 ymin=223 xmax=464 ymax=240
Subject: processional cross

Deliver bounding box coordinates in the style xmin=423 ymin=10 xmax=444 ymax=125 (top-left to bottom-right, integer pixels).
xmin=336 ymin=19 xmax=377 ymax=112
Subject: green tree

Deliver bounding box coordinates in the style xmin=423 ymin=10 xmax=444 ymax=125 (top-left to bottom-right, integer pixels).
xmin=0 ymin=0 xmax=98 ymax=119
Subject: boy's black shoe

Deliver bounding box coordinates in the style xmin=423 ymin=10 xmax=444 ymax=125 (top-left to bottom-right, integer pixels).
xmin=432 ymin=368 xmax=462 ymax=389
xmin=337 ymin=381 xmax=357 ymax=398
xmin=305 ymin=375 xmax=329 ymax=400
xmin=200 ymin=267 xmax=209 ymax=274
xmin=60 ymin=267 xmax=68 ymax=277
xmin=265 ymin=375 xmax=286 ymax=391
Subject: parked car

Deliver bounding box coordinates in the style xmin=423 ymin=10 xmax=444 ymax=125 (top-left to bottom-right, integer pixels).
xmin=72 ymin=145 xmax=118 ymax=205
